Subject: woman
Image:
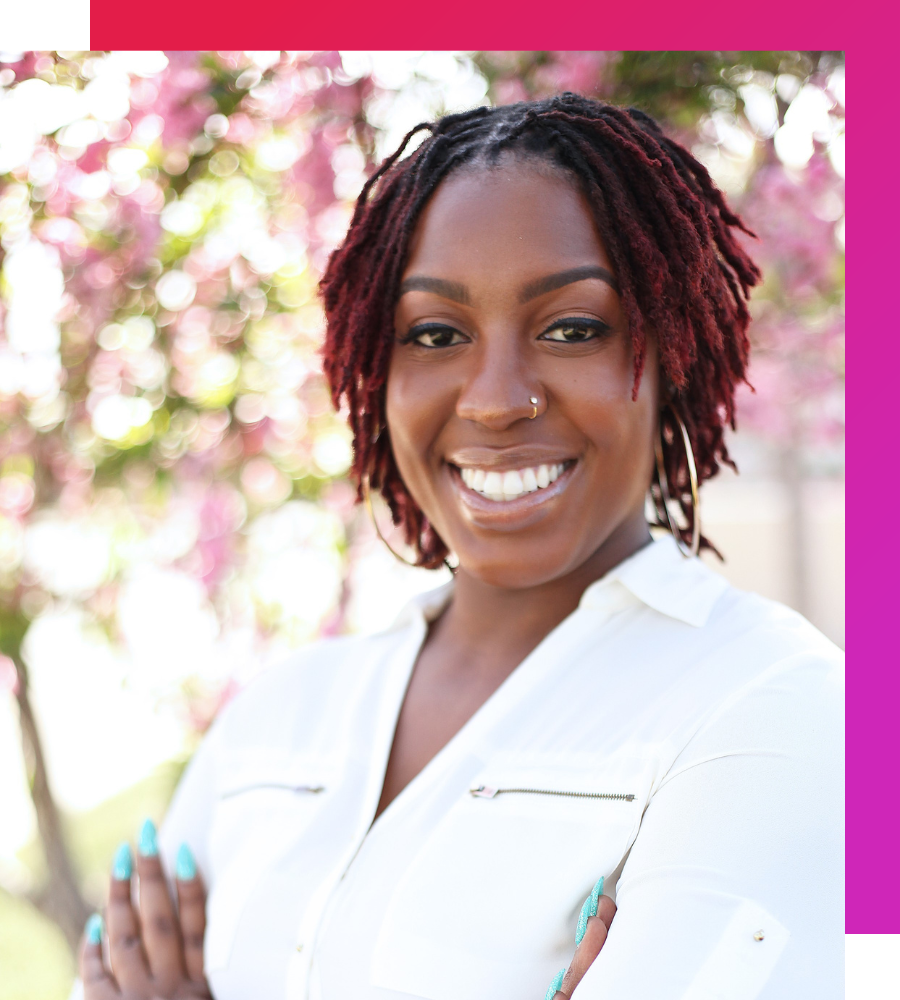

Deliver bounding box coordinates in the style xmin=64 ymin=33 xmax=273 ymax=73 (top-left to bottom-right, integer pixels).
xmin=79 ymin=94 xmax=843 ymax=1000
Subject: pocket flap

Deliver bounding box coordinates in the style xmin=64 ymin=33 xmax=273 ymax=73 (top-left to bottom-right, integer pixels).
xmin=215 ymin=750 xmax=335 ymax=799
xmin=467 ymin=752 xmax=648 ymax=804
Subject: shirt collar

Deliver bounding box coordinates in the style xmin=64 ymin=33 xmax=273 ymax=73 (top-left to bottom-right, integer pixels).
xmin=391 ymin=533 xmax=727 ymax=632
xmin=579 ymin=533 xmax=728 ymax=627
xmin=389 ymin=579 xmax=455 ymax=631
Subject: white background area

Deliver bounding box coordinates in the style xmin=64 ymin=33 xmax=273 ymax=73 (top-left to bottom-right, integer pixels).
xmin=846 ymin=936 xmax=900 ymax=998
xmin=0 ymin=3 xmax=89 ymax=52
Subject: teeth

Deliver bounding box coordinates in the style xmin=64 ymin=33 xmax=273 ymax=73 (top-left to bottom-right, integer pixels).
xmin=502 ymin=470 xmax=524 ymax=498
xmin=458 ymin=462 xmax=569 ymax=501
xmin=483 ymin=471 xmax=503 ymax=497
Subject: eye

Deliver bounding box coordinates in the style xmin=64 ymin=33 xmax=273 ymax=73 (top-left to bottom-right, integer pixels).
xmin=402 ymin=324 xmax=469 ymax=349
xmin=538 ymin=317 xmax=610 ymax=343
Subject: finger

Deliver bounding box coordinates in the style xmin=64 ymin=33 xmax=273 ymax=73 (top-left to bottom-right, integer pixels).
xmin=106 ymin=844 xmax=152 ymax=992
xmin=80 ymin=915 xmax=119 ymax=1000
xmin=596 ymin=894 xmax=617 ymax=930
xmin=544 ymin=967 xmax=566 ymax=1000
xmin=136 ymin=818 xmax=187 ymax=985
xmin=175 ymin=843 xmax=207 ymax=982
xmin=574 ymin=877 xmax=607 ymax=947
xmin=560 ymin=914 xmax=609 ymax=996
xmin=550 ymin=881 xmax=617 ymax=999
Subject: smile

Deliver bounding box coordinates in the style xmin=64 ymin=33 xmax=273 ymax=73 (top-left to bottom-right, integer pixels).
xmin=457 ymin=463 xmax=567 ymax=501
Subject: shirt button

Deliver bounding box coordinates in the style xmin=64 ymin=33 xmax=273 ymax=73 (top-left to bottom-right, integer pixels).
xmin=753 ymin=930 xmax=765 ymax=941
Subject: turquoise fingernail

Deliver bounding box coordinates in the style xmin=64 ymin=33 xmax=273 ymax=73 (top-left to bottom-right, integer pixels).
xmin=175 ymin=842 xmax=196 ymax=880
xmin=589 ymin=876 xmax=604 ymax=916
xmin=138 ymin=818 xmax=158 ymax=857
xmin=544 ymin=968 xmax=566 ymax=1000
xmin=85 ymin=913 xmax=103 ymax=944
xmin=575 ymin=894 xmax=592 ymax=945
xmin=111 ymin=842 xmax=132 ymax=880
xmin=575 ymin=876 xmax=605 ymax=946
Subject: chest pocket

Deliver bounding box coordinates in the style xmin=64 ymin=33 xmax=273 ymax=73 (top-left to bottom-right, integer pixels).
xmin=205 ymin=751 xmax=334 ymax=973
xmin=371 ymin=753 xmax=656 ymax=1000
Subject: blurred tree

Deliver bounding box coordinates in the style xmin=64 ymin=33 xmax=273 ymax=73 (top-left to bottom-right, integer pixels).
xmin=0 ymin=49 xmax=380 ymax=950
xmin=0 ymin=50 xmax=843 ymax=951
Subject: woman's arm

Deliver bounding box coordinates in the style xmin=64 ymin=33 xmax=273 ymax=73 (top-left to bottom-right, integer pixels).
xmin=569 ymin=650 xmax=844 ymax=1000
xmin=156 ymin=717 xmax=224 ymax=892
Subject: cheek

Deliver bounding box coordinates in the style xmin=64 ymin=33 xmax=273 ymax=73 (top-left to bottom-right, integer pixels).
xmin=560 ymin=347 xmax=658 ymax=468
xmin=384 ymin=358 xmax=454 ymax=486
xmin=557 ymin=340 xmax=652 ymax=418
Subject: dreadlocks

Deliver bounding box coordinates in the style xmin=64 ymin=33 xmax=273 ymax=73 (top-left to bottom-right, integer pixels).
xmin=320 ymin=93 xmax=761 ymax=567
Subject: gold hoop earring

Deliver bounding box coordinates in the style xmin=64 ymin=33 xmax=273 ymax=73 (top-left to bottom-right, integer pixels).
xmin=654 ymin=407 xmax=700 ymax=558
xmin=362 ymin=474 xmax=420 ymax=567
xmin=529 ymin=396 xmax=539 ymax=419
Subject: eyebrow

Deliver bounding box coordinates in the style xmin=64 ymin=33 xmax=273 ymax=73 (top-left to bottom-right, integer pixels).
xmin=398 ymin=265 xmax=619 ymax=307
xmin=397 ymin=276 xmax=471 ymax=305
xmin=520 ymin=265 xmax=620 ymax=302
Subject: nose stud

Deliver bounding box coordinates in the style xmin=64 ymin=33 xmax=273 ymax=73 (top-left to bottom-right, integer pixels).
xmin=529 ymin=396 xmax=539 ymax=420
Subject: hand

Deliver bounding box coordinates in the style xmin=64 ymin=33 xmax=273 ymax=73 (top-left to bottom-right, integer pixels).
xmin=545 ymin=878 xmax=617 ymax=999
xmin=80 ymin=820 xmax=212 ymax=1000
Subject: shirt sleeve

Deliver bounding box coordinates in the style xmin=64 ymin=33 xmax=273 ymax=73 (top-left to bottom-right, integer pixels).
xmin=573 ymin=649 xmax=844 ymax=1000
xmin=157 ymin=711 xmax=225 ymax=887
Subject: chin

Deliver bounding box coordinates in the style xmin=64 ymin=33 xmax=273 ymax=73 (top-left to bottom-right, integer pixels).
xmin=454 ymin=541 xmax=579 ymax=590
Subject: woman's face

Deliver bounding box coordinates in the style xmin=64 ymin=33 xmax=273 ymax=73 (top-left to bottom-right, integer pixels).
xmin=387 ymin=160 xmax=659 ymax=589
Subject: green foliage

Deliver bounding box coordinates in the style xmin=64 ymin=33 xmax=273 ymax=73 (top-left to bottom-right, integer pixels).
xmin=0 ymin=893 xmax=74 ymax=1000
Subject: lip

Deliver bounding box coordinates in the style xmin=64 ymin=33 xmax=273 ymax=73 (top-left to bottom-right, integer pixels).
xmin=447 ymin=459 xmax=578 ymax=529
xmin=446 ymin=445 xmax=577 ymax=472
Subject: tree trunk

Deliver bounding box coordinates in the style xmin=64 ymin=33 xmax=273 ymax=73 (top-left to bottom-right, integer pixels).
xmin=13 ymin=652 xmax=90 ymax=951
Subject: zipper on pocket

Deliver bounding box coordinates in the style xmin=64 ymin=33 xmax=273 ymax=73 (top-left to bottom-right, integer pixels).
xmin=220 ymin=783 xmax=325 ymax=800
xmin=469 ymin=785 xmax=635 ymax=802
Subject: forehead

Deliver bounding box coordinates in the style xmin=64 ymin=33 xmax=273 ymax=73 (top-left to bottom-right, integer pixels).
xmin=402 ymin=161 xmax=612 ymax=279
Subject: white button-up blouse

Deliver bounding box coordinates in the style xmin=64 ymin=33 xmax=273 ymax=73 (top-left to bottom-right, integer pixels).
xmin=154 ymin=535 xmax=843 ymax=1000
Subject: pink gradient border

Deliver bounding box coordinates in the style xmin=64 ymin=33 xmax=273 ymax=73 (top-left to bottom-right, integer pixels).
xmin=843 ymin=48 xmax=892 ymax=932
xmin=89 ymin=2 xmax=874 ymax=931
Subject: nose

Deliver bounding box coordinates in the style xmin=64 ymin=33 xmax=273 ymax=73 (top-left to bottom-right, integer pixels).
xmin=455 ymin=336 xmax=538 ymax=431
